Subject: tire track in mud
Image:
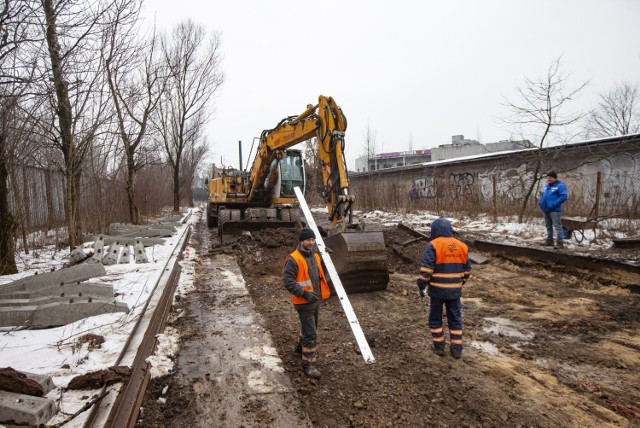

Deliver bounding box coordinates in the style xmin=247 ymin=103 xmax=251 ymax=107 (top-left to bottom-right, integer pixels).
xmin=138 ymin=215 xmax=311 ymax=427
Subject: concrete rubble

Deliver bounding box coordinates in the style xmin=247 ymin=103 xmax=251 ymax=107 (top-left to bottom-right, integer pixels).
xmin=0 ymin=371 xmax=57 ymax=427
xmin=0 ymin=214 xmax=186 ymax=425
xmin=0 ymin=263 xmax=128 ymax=328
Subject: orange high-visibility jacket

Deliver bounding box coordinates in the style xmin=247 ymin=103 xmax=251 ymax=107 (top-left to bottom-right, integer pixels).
xmin=288 ymin=249 xmax=330 ymax=304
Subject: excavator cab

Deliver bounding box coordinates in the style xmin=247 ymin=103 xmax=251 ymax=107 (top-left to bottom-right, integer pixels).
xmin=275 ymin=150 xmax=305 ymax=199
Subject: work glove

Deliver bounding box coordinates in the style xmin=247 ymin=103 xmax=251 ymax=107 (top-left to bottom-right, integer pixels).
xmin=302 ymin=290 xmax=319 ymax=303
xmin=417 ymin=278 xmax=428 ymax=298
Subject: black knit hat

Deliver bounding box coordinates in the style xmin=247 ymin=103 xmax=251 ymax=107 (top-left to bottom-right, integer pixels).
xmin=546 ymin=171 xmax=557 ymax=179
xmin=299 ymin=227 xmax=316 ymax=241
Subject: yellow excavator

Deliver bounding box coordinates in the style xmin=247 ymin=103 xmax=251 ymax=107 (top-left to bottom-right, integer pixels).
xmin=207 ymin=95 xmax=388 ymax=292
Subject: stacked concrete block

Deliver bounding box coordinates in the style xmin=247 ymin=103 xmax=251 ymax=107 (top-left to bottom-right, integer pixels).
xmin=102 ymin=241 xmax=122 ymax=266
xmin=119 ymin=243 xmax=131 ymax=264
xmin=133 ymin=239 xmax=148 ymax=263
xmin=69 ymin=245 xmax=88 ymax=264
xmin=0 ymin=264 xmax=128 ymax=328
xmin=0 ymin=371 xmax=57 ymax=426
xmin=89 ymin=235 xmax=106 ymax=264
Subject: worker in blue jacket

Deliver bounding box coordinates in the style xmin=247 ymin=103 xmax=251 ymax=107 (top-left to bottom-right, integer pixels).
xmin=538 ymin=171 xmax=568 ymax=248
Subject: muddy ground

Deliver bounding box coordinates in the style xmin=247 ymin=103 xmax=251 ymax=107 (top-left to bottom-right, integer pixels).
xmin=139 ymin=216 xmax=639 ymax=427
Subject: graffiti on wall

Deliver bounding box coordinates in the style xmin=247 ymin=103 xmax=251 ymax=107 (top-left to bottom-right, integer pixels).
xmin=478 ymin=163 xmax=532 ymax=201
xmin=573 ymin=153 xmax=640 ymax=208
xmin=405 ymin=153 xmax=640 ymax=210
xmin=448 ymin=173 xmax=475 ymax=200
xmin=411 ymin=172 xmax=444 ymax=200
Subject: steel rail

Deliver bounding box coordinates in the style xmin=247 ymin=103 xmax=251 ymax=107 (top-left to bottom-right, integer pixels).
xmin=83 ymin=220 xmax=192 ymax=427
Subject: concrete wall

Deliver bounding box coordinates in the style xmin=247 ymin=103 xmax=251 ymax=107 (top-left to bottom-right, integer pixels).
xmin=349 ymin=134 xmax=640 ymax=218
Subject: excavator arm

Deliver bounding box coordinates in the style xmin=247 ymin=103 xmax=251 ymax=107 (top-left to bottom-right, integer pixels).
xmin=248 ymin=95 xmax=354 ymax=226
xmin=208 ymin=95 xmax=389 ymax=293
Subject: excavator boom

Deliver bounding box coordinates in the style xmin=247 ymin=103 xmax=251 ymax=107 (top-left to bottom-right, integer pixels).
xmin=248 ymin=96 xmax=354 ymax=226
xmin=206 ymin=95 xmax=389 ymax=292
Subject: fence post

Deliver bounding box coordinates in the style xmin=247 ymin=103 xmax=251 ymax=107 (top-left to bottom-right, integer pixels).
xmin=593 ymin=171 xmax=601 ymax=219
xmin=492 ymin=175 xmax=497 ymax=222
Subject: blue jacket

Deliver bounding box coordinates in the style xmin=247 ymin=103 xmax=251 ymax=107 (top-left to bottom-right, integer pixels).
xmin=539 ymin=180 xmax=568 ymax=212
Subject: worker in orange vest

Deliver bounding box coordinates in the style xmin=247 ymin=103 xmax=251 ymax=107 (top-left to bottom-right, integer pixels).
xmin=283 ymin=227 xmax=331 ymax=379
xmin=417 ymin=218 xmax=472 ymax=358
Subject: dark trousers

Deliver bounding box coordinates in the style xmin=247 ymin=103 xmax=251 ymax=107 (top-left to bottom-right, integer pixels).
xmin=428 ymin=297 xmax=463 ymax=350
xmin=296 ymin=303 xmax=320 ymax=365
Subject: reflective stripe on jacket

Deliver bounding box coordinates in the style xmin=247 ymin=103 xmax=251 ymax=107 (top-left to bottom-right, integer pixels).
xmin=430 ymin=237 xmax=470 ymax=289
xmin=288 ymin=249 xmax=330 ymax=305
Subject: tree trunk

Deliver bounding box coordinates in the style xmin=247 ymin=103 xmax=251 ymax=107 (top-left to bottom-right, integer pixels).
xmin=173 ymin=163 xmax=180 ymax=213
xmin=125 ymin=152 xmax=140 ymax=224
xmin=44 ymin=169 xmax=54 ymax=230
xmin=0 ymin=132 xmax=17 ymax=275
xmin=67 ymin=169 xmax=83 ymax=247
xmin=517 ymin=158 xmax=542 ymax=223
xmin=43 ymin=0 xmax=82 ymax=248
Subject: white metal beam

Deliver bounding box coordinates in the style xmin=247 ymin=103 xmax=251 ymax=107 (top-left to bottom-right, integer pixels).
xmin=293 ymin=187 xmax=375 ymax=364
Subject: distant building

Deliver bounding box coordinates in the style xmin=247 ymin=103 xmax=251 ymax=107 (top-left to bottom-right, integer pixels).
xmin=355 ymin=149 xmax=431 ymax=172
xmin=355 ymin=135 xmax=533 ymax=171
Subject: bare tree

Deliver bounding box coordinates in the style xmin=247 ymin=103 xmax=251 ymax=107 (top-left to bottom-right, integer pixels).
xmin=362 ymin=123 xmax=378 ymax=172
xmin=303 ymin=136 xmax=323 ymax=202
xmin=155 ymin=20 xmax=224 ymax=212
xmin=180 ymin=134 xmax=208 ymax=207
xmin=40 ymin=0 xmax=116 ymax=247
xmin=103 ymin=0 xmax=164 ymax=224
xmin=0 ymin=0 xmax=39 ymax=274
xmin=502 ymin=58 xmax=587 ymax=222
xmin=585 ymin=82 xmax=640 ymax=138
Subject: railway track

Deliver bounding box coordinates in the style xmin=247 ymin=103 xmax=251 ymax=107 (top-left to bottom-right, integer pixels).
xmin=82 ymin=216 xmax=191 ymax=428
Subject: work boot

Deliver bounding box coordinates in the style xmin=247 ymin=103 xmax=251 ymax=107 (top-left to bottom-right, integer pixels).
xmin=303 ymin=364 xmax=321 ymax=379
xmin=450 ymin=347 xmax=462 ymax=359
xmin=542 ymin=240 xmax=554 ymax=247
xmin=432 ymin=344 xmax=445 ymax=357
xmin=555 ymin=241 xmax=564 ymax=249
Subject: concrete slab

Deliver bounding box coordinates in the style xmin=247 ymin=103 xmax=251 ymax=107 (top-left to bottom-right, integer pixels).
xmin=0 ymin=264 xmax=106 ymax=294
xmin=0 ymin=391 xmax=57 ymax=427
xmin=83 ymin=235 xmax=165 ymax=248
xmin=0 ymin=299 xmax=129 ymax=328
xmin=118 ymin=228 xmax=175 ymax=238
xmin=0 ymin=282 xmax=114 ymax=300
xmin=469 ymin=251 xmax=490 ymax=264
xmin=1 ymin=294 xmax=116 ymax=307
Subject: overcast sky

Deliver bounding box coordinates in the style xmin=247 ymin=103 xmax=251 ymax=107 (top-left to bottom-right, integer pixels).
xmin=143 ymin=0 xmax=640 ymax=170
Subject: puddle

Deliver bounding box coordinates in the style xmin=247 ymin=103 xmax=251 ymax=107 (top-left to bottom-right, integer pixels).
xmin=483 ymin=317 xmax=535 ymax=340
xmin=469 ymin=340 xmax=500 ymax=355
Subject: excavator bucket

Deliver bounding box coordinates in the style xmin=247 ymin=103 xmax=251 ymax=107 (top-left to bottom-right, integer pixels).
xmin=324 ymin=231 xmax=389 ymax=293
